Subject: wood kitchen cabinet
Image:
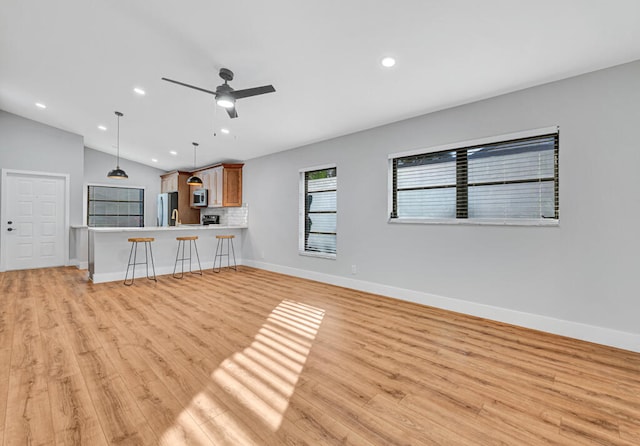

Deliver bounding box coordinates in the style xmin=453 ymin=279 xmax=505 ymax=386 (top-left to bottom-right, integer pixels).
xmin=221 ymin=164 xmax=243 ymax=206
xmin=188 ymin=163 xmax=243 ymax=208
xmin=160 ymin=171 xmax=200 ymax=224
xmin=160 ymin=172 xmax=178 ymax=193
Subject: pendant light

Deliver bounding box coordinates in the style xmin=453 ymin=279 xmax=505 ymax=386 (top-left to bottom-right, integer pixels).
xmin=186 ymin=142 xmax=203 ymax=185
xmin=107 ymin=111 xmax=128 ymax=179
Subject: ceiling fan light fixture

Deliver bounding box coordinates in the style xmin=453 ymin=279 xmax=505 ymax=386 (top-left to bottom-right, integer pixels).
xmin=216 ymin=95 xmax=235 ymax=108
xmin=107 ymin=111 xmax=128 ymax=179
xmin=161 ymin=68 xmax=275 ymax=120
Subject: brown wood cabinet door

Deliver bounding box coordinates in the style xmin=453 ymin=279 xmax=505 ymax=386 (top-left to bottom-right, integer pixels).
xmin=222 ymin=166 xmax=243 ymax=207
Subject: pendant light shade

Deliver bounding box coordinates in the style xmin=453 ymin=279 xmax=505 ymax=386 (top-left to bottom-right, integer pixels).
xmin=186 ymin=142 xmax=203 ymax=185
xmin=186 ymin=174 xmax=203 ymax=185
xmin=107 ymin=167 xmax=128 ymax=179
xmin=107 ymin=111 xmax=128 ymax=179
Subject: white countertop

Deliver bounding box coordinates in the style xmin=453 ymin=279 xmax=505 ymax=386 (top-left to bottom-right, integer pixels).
xmin=88 ymin=224 xmax=247 ymax=233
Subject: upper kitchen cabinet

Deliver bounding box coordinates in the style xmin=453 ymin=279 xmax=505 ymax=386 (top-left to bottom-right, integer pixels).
xmin=160 ymin=171 xmax=181 ymax=193
xmin=220 ymin=164 xmax=243 ymax=207
xmin=189 ymin=163 xmax=243 ymax=207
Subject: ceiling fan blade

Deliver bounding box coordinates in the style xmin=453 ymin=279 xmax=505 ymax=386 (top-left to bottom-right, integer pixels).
xmin=231 ymin=85 xmax=276 ymax=100
xmin=226 ymin=106 xmax=238 ymax=119
xmin=161 ymin=77 xmax=217 ymax=95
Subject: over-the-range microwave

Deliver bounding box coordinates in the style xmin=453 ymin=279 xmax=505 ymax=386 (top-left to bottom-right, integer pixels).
xmin=193 ymin=189 xmax=208 ymax=207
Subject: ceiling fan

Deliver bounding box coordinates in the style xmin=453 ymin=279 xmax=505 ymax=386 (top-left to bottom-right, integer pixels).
xmin=162 ymin=68 xmax=275 ymax=119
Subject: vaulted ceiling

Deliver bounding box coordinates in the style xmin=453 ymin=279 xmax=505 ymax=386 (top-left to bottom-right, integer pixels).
xmin=2 ymin=0 xmax=640 ymax=171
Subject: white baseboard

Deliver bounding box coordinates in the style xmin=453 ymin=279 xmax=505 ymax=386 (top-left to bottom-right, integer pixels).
xmin=243 ymin=260 xmax=640 ymax=353
xmin=90 ymin=259 xmax=242 ymax=284
xmin=69 ymin=261 xmax=89 ymax=269
xmin=68 ymin=258 xmax=88 ymax=270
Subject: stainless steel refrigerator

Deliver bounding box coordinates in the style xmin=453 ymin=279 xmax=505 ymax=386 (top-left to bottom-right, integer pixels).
xmin=157 ymin=192 xmax=178 ymax=226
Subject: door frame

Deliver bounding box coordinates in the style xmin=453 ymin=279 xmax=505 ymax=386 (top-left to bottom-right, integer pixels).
xmin=0 ymin=168 xmax=70 ymax=272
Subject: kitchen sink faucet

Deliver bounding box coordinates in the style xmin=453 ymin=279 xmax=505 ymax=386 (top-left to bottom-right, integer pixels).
xmin=171 ymin=209 xmax=181 ymax=225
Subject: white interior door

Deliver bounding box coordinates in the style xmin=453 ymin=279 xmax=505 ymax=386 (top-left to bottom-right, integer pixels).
xmin=4 ymin=171 xmax=67 ymax=270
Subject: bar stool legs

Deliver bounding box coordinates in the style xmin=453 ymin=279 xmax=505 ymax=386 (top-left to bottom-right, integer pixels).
xmin=124 ymin=237 xmax=157 ymax=286
xmin=173 ymin=236 xmax=202 ymax=279
xmin=213 ymin=235 xmax=237 ymax=273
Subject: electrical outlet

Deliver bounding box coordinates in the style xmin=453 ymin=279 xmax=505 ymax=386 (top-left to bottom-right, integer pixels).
xmin=351 ymin=264 xmax=357 ymax=275
xmin=261 ymin=251 xmax=265 ymax=260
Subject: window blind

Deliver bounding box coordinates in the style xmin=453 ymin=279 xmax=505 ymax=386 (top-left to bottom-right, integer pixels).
xmin=391 ymin=133 xmax=559 ymax=221
xmin=303 ymin=167 xmax=337 ymax=255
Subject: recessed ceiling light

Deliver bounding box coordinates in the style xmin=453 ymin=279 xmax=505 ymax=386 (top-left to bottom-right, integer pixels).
xmin=35 ymin=102 xmax=47 ymax=109
xmin=98 ymin=125 xmax=107 ymax=131
xmin=381 ymin=57 xmax=396 ymax=68
xmin=221 ymin=128 xmax=230 ymax=134
xmin=133 ymin=87 xmax=146 ymax=95
xmin=151 ymin=158 xmax=158 ymax=163
xmin=169 ymin=150 xmax=177 ymax=156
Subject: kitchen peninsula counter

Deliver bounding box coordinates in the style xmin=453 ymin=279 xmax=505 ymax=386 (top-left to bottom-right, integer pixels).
xmin=88 ymin=225 xmax=247 ymax=283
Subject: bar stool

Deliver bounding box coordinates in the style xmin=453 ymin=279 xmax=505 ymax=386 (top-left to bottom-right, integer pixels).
xmin=173 ymin=236 xmax=202 ymax=279
xmin=213 ymin=235 xmax=237 ymax=273
xmin=124 ymin=237 xmax=157 ymax=286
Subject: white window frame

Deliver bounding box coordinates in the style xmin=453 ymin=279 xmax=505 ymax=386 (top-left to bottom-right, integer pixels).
xmin=298 ymin=163 xmax=337 ymax=259
xmin=387 ymin=126 xmax=559 ymax=226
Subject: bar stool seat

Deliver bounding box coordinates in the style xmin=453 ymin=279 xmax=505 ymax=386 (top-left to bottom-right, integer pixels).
xmin=173 ymin=235 xmax=202 ymax=278
xmin=213 ymin=235 xmax=237 ymax=272
xmin=128 ymin=237 xmax=155 ymax=242
xmin=124 ymin=237 xmax=157 ymax=286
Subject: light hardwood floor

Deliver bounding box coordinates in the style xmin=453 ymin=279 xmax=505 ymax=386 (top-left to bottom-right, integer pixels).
xmin=1 ymin=266 xmax=639 ymax=445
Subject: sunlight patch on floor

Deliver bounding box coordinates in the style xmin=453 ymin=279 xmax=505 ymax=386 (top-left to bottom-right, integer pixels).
xmin=158 ymin=411 xmax=212 ymax=446
xmin=212 ymin=299 xmax=325 ymax=430
xmin=159 ymin=299 xmax=325 ymax=444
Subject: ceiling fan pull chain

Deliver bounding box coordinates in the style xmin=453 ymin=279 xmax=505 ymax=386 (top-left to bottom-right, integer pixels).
xmin=213 ymin=101 xmax=218 ymax=136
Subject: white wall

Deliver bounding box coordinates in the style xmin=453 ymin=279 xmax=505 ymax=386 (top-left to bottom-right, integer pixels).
xmin=0 ymin=111 xmax=85 ymax=265
xmin=83 ymin=147 xmax=164 ymax=227
xmin=242 ymin=60 xmax=640 ymax=351
xmin=0 ymin=110 xmax=84 ymax=224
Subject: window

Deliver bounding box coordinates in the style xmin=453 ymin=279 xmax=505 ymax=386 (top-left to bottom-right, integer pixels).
xmin=389 ymin=128 xmax=559 ymax=224
xmin=87 ymin=185 xmax=144 ymax=227
xmin=299 ymin=165 xmax=337 ymax=258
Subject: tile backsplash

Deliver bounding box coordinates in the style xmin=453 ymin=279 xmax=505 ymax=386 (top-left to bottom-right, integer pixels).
xmin=201 ymin=204 xmax=248 ymax=226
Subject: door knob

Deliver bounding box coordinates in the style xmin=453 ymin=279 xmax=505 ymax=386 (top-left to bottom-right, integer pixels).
xmin=7 ymin=228 xmax=13 ymax=232
xmin=7 ymin=221 xmax=12 ymax=224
